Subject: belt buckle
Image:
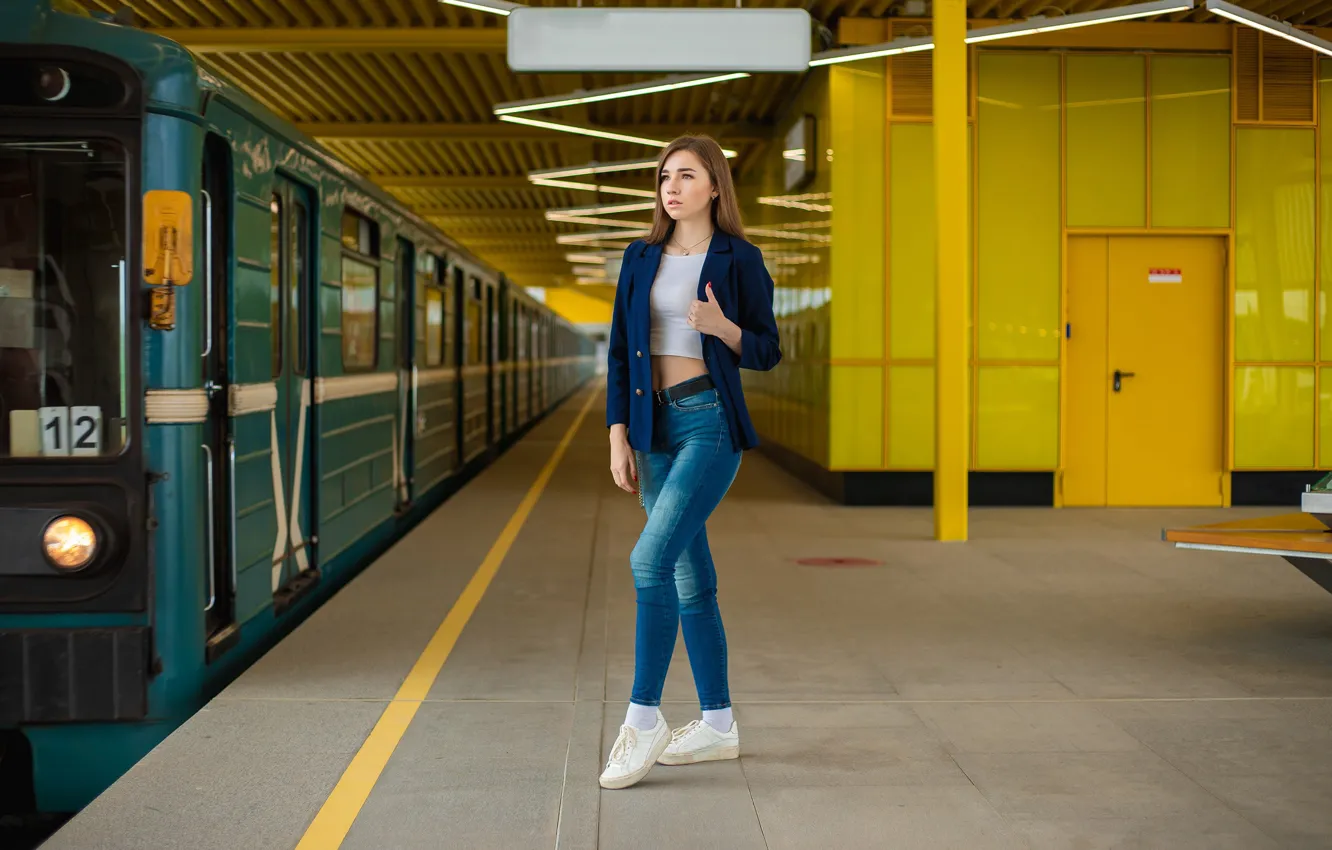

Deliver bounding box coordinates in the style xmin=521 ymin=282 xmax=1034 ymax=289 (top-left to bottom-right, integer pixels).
xmin=653 ymin=387 xmax=668 ymax=405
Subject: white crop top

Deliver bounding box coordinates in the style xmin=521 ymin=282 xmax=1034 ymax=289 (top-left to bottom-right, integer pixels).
xmin=649 ymin=253 xmax=707 ymax=360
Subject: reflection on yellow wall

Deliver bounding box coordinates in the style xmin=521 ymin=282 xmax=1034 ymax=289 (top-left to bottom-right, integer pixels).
xmin=1235 ymin=128 xmax=1315 ymax=363
xmin=1234 ymin=366 xmax=1314 ymax=468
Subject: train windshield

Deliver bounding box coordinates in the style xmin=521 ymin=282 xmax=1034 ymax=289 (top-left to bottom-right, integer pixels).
xmin=0 ymin=138 xmax=127 ymax=459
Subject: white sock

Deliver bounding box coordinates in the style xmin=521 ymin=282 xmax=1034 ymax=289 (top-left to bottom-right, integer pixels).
xmin=625 ymin=703 xmax=659 ymax=731
xmin=703 ymin=708 xmax=733 ymax=732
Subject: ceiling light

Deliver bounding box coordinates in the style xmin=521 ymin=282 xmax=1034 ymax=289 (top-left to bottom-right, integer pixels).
xmin=528 ymin=158 xmax=660 ymax=181
xmin=438 ymin=0 xmax=521 ymax=16
xmin=1204 ymin=0 xmax=1332 ymax=56
xmin=556 ymin=230 xmax=649 ymax=244
xmin=965 ymin=0 xmax=1194 ymax=42
xmin=808 ymin=0 xmax=1194 ymax=66
xmin=547 ymin=201 xmax=656 ymax=217
xmin=531 ymin=177 xmax=656 ymax=198
xmin=500 ymin=115 xmax=739 ymax=156
xmin=809 ymin=35 xmax=933 ymax=67
xmin=494 ymin=73 xmax=750 ymax=116
xmin=545 ymin=214 xmax=652 ymax=228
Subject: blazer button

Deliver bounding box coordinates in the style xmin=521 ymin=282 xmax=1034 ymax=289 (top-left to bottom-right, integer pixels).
xmin=636 ymin=350 xmax=642 ymax=357
xmin=635 ymin=388 xmax=643 ymax=396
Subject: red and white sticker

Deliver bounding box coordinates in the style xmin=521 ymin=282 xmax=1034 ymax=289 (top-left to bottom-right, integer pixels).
xmin=1148 ymin=267 xmax=1182 ymax=284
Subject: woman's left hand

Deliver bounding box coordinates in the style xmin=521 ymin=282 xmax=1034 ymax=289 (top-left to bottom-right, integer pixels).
xmin=688 ymin=283 xmax=736 ymax=339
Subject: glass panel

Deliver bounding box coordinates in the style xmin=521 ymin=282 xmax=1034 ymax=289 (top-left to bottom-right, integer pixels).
xmin=978 ymin=54 xmax=1061 ymax=361
xmin=1066 ymin=54 xmax=1145 ymax=227
xmin=1234 ymin=365 xmax=1314 ymax=467
xmin=425 ymin=288 xmax=443 ymax=367
xmin=888 ymin=365 xmax=933 ymax=468
xmin=270 ymin=194 xmax=282 ymax=378
xmin=291 ymin=200 xmax=307 ymax=376
xmin=0 ymin=137 xmax=127 ymax=458
xmin=829 ymin=365 xmax=882 ymax=469
xmin=1150 ymin=56 xmax=1231 ymax=228
xmin=341 ymin=256 xmax=377 ymax=370
xmin=1235 ymin=128 xmax=1315 ymax=363
xmin=975 ymin=366 xmax=1059 ymax=468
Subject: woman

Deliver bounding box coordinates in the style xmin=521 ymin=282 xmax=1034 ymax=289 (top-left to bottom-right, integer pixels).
xmin=600 ymin=135 xmax=782 ymax=790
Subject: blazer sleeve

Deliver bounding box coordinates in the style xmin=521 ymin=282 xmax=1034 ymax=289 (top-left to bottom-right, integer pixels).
xmin=605 ymin=243 xmax=637 ymax=428
xmin=734 ymin=245 xmax=783 ymax=372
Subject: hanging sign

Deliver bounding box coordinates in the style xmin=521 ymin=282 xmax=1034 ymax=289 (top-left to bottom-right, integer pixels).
xmin=1148 ymin=267 xmax=1182 ymax=284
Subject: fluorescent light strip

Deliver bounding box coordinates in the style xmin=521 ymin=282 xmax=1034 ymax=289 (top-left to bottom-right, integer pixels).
xmin=500 ymin=115 xmax=739 ymax=157
xmin=809 ymin=0 xmax=1194 ymax=66
xmin=1204 ymin=0 xmax=1332 ymax=57
xmin=809 ymin=35 xmax=933 ymax=66
xmin=557 ymin=230 xmax=650 ymax=244
xmin=494 ymin=73 xmax=750 ymax=115
xmin=546 ymin=214 xmax=652 ymax=228
xmin=529 ymin=159 xmax=660 ymax=180
xmin=438 ymin=0 xmax=521 ymax=15
xmin=965 ymin=0 xmax=1194 ymax=42
xmin=531 ymin=178 xmax=657 ymax=198
xmin=548 ymin=200 xmax=656 ymax=217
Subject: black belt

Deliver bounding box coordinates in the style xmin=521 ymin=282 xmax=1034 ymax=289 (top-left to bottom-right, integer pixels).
xmin=653 ymin=374 xmax=714 ymax=405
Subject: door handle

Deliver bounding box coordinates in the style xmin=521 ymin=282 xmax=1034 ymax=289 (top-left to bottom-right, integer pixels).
xmin=1113 ymin=369 xmax=1135 ymax=392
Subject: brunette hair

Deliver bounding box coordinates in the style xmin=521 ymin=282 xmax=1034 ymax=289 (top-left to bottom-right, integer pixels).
xmin=645 ymin=135 xmax=745 ymax=245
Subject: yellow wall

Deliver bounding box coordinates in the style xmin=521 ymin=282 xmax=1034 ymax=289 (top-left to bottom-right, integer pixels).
xmin=543 ymin=287 xmax=612 ymax=326
xmin=738 ymin=70 xmax=833 ymax=467
xmin=743 ymin=33 xmax=1332 ymax=488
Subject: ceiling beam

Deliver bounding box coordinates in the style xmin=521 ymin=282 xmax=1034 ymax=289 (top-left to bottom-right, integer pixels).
xmin=148 ymin=26 xmax=507 ymax=53
xmin=302 ymin=121 xmax=769 ymax=143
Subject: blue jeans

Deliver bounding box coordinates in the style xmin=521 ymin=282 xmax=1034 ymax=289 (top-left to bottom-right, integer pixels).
xmin=629 ymin=385 xmax=741 ymax=711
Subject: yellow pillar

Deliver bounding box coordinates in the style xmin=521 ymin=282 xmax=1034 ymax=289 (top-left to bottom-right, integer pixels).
xmin=933 ymin=0 xmax=968 ymax=540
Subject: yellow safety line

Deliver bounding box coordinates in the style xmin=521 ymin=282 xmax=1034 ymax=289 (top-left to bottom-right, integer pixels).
xmin=295 ymin=388 xmax=599 ymax=849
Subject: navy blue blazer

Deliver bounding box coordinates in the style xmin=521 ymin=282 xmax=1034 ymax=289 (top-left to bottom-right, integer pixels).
xmin=606 ymin=230 xmax=782 ymax=452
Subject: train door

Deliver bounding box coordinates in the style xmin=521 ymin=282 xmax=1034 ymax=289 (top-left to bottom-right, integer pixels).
xmin=202 ymin=134 xmax=237 ymax=659
xmin=270 ymin=175 xmax=317 ymax=613
xmin=395 ymin=236 xmax=415 ymax=513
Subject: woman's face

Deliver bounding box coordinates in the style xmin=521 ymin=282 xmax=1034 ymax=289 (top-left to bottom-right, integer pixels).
xmin=659 ymin=149 xmax=716 ymax=225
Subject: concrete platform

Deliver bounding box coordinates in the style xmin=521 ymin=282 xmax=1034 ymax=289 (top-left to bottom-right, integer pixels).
xmin=42 ymin=387 xmax=1332 ymax=850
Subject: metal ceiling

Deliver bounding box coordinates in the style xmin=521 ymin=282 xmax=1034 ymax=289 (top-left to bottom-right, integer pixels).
xmin=76 ymin=0 xmax=1315 ymax=292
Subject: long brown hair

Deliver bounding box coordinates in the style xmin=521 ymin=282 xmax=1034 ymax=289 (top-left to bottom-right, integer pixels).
xmin=645 ymin=135 xmax=745 ymax=245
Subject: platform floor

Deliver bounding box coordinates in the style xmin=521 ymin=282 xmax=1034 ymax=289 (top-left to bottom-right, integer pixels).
xmin=43 ymin=387 xmax=1332 ymax=850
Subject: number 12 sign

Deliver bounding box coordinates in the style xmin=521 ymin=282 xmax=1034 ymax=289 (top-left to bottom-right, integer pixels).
xmin=38 ymin=407 xmax=103 ymax=457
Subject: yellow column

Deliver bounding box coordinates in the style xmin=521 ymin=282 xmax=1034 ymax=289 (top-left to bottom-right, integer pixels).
xmin=933 ymin=0 xmax=968 ymax=540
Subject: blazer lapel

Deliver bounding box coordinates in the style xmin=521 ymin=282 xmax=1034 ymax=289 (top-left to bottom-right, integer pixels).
xmin=632 ymin=240 xmax=662 ymax=340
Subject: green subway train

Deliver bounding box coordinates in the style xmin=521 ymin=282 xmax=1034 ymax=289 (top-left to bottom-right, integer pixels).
xmin=0 ymin=0 xmax=595 ymax=823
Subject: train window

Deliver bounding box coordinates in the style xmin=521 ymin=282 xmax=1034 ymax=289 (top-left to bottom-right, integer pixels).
xmin=291 ymin=200 xmax=309 ymax=376
xmin=466 ymin=276 xmax=482 ymax=365
xmin=270 ymin=194 xmax=282 ymax=378
xmin=425 ymin=289 xmax=443 ymax=367
xmin=340 ymin=208 xmax=379 ymax=371
xmin=0 ymin=137 xmax=129 ymax=458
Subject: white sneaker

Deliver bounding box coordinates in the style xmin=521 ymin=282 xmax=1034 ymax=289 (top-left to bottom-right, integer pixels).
xmin=657 ymin=719 xmax=740 ymax=765
xmin=599 ymin=710 xmax=671 ymax=789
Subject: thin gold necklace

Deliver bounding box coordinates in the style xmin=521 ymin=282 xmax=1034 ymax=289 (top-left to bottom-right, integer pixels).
xmin=669 ymin=231 xmax=712 ymax=256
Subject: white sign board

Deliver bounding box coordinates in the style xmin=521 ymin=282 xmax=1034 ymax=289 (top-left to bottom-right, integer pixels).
xmin=36 ymin=406 xmax=102 ymax=457
xmin=507 ymin=8 xmax=813 ymax=73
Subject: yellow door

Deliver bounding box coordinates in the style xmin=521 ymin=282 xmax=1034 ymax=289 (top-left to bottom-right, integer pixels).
xmin=1064 ymin=235 xmax=1225 ymax=506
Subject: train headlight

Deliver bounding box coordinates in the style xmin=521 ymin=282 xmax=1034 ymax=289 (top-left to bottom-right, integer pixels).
xmin=42 ymin=516 xmax=98 ymax=571
xmin=35 ymin=66 xmax=71 ymax=102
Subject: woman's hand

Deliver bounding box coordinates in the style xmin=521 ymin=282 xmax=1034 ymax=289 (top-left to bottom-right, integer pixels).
xmin=689 ymin=283 xmax=742 ymax=356
xmin=609 ymin=428 xmax=637 ymax=494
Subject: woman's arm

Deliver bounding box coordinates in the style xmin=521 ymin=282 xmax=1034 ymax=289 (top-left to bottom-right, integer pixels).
xmin=605 ymin=243 xmax=637 ymax=428
xmin=733 ymin=246 xmax=782 ymax=371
